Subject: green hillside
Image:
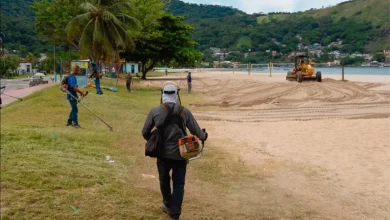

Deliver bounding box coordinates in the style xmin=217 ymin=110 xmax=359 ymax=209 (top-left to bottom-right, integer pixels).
xmin=0 ymin=0 xmax=49 ymax=55
xmin=257 ymin=0 xmax=389 ymax=27
xmin=167 ymin=0 xmax=389 ymax=55
xmin=0 ymin=0 xmax=388 ymax=59
xmin=254 ymin=0 xmax=389 ymax=51
xmin=306 ymin=0 xmax=389 ymax=27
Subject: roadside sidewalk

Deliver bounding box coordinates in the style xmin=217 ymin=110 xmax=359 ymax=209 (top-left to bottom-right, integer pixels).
xmin=1 ymin=83 xmax=56 ymax=107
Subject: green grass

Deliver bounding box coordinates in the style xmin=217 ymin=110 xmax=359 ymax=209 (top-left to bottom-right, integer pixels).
xmin=0 ymin=79 xmax=206 ymax=219
xmin=235 ymin=36 xmax=252 ymax=49
xmin=257 ymin=14 xmax=290 ymax=24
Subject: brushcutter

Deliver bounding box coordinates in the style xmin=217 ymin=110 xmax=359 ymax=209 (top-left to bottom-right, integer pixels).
xmin=60 ymin=87 xmax=113 ymax=131
xmin=188 ymin=129 xmax=206 ymax=161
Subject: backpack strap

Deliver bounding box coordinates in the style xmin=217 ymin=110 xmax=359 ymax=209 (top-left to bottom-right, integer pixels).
xmin=178 ymin=105 xmax=187 ymax=136
xmin=160 ymin=104 xmax=187 ymax=135
xmin=160 ymin=103 xmax=174 ymax=129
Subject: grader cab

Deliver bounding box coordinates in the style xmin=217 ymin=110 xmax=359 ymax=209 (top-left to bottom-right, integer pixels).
xmin=286 ymin=54 xmax=322 ymax=83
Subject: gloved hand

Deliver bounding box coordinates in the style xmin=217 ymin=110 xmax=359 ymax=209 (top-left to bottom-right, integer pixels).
xmin=81 ymin=91 xmax=88 ymax=97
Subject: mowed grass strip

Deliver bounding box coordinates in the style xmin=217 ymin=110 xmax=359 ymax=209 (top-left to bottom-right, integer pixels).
xmin=0 ymin=79 xmax=252 ymax=220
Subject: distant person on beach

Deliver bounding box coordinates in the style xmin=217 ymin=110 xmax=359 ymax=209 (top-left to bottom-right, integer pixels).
xmin=126 ymin=72 xmax=133 ymax=92
xmin=186 ymin=72 xmax=192 ymax=94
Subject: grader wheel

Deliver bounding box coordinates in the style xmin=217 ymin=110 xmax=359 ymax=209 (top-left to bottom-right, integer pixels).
xmin=297 ymin=72 xmax=303 ymax=83
xmin=316 ymin=71 xmax=322 ymax=82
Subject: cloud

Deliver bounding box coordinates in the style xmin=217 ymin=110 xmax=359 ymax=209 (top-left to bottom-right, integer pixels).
xmin=181 ymin=0 xmax=346 ymax=14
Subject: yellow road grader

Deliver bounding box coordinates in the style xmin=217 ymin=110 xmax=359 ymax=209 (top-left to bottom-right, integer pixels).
xmin=286 ymin=54 xmax=322 ymax=83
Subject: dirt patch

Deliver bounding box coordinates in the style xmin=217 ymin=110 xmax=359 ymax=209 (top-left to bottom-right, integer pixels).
xmin=220 ymin=101 xmax=230 ymax=107
xmin=173 ymin=73 xmax=390 ymax=219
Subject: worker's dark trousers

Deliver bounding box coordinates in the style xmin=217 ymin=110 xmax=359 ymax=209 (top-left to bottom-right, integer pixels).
xmin=95 ymin=79 xmax=103 ymax=94
xmin=157 ymin=158 xmax=187 ymax=218
xmin=126 ymin=82 xmax=131 ymax=92
xmin=68 ymin=98 xmax=78 ymax=125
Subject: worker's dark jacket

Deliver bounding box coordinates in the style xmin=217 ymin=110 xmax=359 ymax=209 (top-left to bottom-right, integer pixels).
xmin=142 ymin=102 xmax=206 ymax=160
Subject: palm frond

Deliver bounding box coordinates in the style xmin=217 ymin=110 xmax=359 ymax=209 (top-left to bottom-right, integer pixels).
xmin=80 ymin=2 xmax=98 ymax=13
xmin=115 ymin=13 xmax=140 ymax=29
xmin=78 ymin=19 xmax=95 ymax=57
xmin=66 ymin=12 xmax=91 ymax=41
xmin=108 ymin=0 xmax=132 ymax=13
xmin=92 ymin=17 xmax=105 ymax=43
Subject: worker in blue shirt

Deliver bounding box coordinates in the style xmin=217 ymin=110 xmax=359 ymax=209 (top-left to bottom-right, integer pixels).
xmin=65 ymin=66 xmax=88 ymax=128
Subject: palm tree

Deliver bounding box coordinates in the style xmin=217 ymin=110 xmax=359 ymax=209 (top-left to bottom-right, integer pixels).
xmin=66 ymin=0 xmax=139 ymax=62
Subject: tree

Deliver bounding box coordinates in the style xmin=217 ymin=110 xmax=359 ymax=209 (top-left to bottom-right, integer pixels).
xmin=26 ymin=52 xmax=38 ymax=69
xmin=342 ymin=57 xmax=364 ymax=66
xmin=0 ymin=55 xmax=20 ymax=77
xmin=373 ymin=53 xmax=385 ymax=62
xmin=31 ymin=0 xmax=79 ymax=45
xmin=121 ymin=14 xmax=202 ymax=79
xmin=31 ymin=0 xmax=81 ymax=75
xmin=66 ymin=0 xmax=140 ymax=62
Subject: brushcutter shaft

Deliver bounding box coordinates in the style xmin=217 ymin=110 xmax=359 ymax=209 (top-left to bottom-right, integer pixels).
xmin=61 ymin=87 xmax=113 ymax=131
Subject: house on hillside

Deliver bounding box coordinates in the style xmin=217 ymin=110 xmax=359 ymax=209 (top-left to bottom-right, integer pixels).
xmin=363 ymin=54 xmax=373 ymax=61
xmin=312 ymin=43 xmax=321 ymax=49
xmin=309 ymin=49 xmax=322 ymax=58
xmin=384 ymin=50 xmax=390 ymax=63
xmin=210 ymin=47 xmax=221 ymax=53
xmin=17 ymin=62 xmax=33 ymax=74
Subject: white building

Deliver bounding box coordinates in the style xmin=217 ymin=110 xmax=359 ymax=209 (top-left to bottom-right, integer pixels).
xmin=17 ymin=63 xmax=33 ymax=74
xmin=120 ymin=62 xmax=139 ymax=74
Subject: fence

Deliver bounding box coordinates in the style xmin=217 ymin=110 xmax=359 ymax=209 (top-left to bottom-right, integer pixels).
xmin=197 ymin=63 xmax=389 ymax=79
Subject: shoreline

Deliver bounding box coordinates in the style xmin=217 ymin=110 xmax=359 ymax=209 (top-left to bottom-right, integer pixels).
xmin=190 ymin=71 xmax=390 ymax=83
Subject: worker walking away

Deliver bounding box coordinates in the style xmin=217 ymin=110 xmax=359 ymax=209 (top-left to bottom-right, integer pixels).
xmin=63 ymin=65 xmax=88 ymax=128
xmin=142 ymin=82 xmax=208 ymax=220
xmin=186 ymin=72 xmax=192 ymax=94
xmin=165 ymin=68 xmax=168 ymax=76
xmin=126 ymin=72 xmax=133 ymax=92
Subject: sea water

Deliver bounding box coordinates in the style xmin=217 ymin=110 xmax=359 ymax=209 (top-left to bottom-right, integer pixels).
xmin=249 ymin=67 xmax=390 ymax=75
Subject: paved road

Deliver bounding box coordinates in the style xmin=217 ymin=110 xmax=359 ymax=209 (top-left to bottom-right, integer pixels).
xmin=1 ymin=77 xmax=55 ymax=107
xmin=0 ymin=77 xmax=51 ymax=91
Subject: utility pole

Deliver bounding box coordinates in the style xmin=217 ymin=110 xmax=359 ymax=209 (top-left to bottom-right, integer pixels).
xmin=53 ymin=45 xmax=56 ymax=76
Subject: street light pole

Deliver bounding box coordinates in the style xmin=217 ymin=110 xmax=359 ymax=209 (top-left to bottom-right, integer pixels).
xmin=53 ymin=44 xmax=56 ymax=76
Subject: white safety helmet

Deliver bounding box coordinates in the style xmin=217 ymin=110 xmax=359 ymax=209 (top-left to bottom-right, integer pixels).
xmin=161 ymin=81 xmax=181 ymax=104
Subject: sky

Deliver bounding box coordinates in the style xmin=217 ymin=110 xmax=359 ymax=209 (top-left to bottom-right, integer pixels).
xmin=182 ymin=0 xmax=347 ymax=14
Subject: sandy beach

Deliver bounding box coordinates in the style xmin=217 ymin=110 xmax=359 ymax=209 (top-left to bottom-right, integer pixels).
xmin=141 ymin=71 xmax=390 ymax=219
